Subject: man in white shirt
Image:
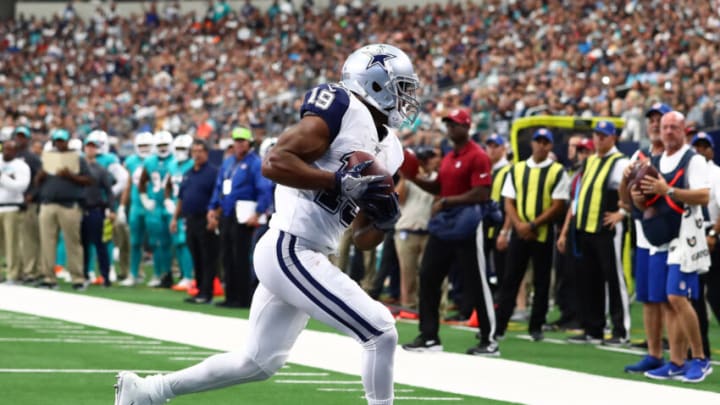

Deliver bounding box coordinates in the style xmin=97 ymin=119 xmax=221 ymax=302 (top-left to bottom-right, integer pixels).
xmin=622 ymin=103 xmax=669 ymax=374
xmin=689 ymin=132 xmax=720 ymax=360
xmin=632 ymin=111 xmax=711 ymax=382
xmin=0 ymin=140 xmax=31 ymax=283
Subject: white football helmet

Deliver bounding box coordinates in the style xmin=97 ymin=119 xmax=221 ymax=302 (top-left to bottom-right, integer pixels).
xmin=43 ymin=140 xmax=54 ymax=152
xmin=86 ymin=130 xmax=110 ymax=154
xmin=68 ymin=138 xmax=83 ymax=152
xmin=134 ymin=132 xmax=154 ymax=158
xmin=173 ymin=134 xmax=193 ymax=162
xmin=154 ymin=130 xmax=174 ymax=158
xmin=340 ymin=44 xmax=420 ymax=128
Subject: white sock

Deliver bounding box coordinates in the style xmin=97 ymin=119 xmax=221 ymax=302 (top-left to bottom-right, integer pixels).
xmin=162 ymin=352 xmax=271 ymax=396
xmin=361 ymin=328 xmax=397 ymax=404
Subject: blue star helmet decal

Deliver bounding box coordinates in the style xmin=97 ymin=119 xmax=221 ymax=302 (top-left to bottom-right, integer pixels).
xmin=365 ymin=52 xmax=396 ymax=71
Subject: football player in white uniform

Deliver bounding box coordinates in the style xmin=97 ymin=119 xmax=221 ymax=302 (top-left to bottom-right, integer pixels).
xmin=114 ymin=44 xmax=419 ymax=405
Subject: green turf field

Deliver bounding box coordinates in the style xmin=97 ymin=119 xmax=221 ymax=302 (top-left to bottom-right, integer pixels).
xmin=57 ymin=282 xmax=720 ymax=391
xmin=1 ymin=281 xmax=718 ymax=404
xmin=0 ymin=310 xmax=502 ymax=404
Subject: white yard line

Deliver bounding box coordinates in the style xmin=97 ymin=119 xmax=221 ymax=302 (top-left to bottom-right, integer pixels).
xmin=0 ymin=368 xmax=172 ymax=374
xmin=1 ymin=285 xmax=718 ymax=405
xmin=274 ymin=379 xmax=361 ymax=384
xmin=317 ymin=388 xmax=415 ymax=392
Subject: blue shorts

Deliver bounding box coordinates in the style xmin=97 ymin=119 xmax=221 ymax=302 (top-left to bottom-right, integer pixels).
xmin=635 ymin=247 xmax=650 ymax=302
xmin=646 ymin=251 xmax=669 ymax=303
xmin=666 ymin=264 xmax=699 ymax=300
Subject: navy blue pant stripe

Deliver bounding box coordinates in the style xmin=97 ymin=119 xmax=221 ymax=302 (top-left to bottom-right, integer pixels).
xmin=286 ymin=234 xmax=383 ymax=338
xmin=275 ymin=231 xmax=370 ymax=342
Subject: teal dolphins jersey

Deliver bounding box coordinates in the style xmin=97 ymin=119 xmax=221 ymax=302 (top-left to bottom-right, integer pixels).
xmin=96 ymin=153 xmax=120 ymax=170
xmin=167 ymin=158 xmax=194 ymax=200
xmin=125 ymin=154 xmax=145 ymax=208
xmin=143 ymin=154 xmax=176 ymax=202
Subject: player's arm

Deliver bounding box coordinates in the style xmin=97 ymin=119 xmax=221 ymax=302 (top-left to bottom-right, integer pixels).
xmin=164 ymin=175 xmax=173 ymax=199
xmin=352 ymin=210 xmax=385 ymax=250
xmin=443 ymin=185 xmax=489 ymax=207
xmin=262 ymin=115 xmax=335 ymax=190
xmin=120 ymin=175 xmax=131 ymax=208
xmin=108 ymin=162 xmax=129 ymax=197
xmin=138 ymin=168 xmax=149 ymax=193
xmin=409 ymin=174 xmax=440 ymax=195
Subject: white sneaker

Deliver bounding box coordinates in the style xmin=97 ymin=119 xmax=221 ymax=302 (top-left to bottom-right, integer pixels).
xmin=171 ymin=278 xmax=192 ymax=291
xmin=147 ymin=277 xmax=162 ymax=288
xmin=119 ymin=276 xmax=136 ymax=287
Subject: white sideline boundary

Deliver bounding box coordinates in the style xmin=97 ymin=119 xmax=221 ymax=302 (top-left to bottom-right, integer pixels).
xmin=1 ymin=285 xmax=718 ymax=405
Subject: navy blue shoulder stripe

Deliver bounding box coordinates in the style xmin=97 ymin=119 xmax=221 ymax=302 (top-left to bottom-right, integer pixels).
xmin=300 ymin=84 xmax=350 ymax=144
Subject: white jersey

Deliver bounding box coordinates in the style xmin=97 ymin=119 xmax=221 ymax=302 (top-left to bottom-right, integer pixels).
xmin=270 ymin=84 xmax=403 ymax=253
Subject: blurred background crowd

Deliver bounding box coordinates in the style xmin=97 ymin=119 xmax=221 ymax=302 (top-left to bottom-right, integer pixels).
xmin=2 ymin=0 xmax=720 ymax=151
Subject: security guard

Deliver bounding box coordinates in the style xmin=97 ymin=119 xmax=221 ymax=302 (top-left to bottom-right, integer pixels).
xmin=484 ymin=134 xmax=512 ymax=294
xmin=207 ymin=127 xmax=272 ymax=308
xmin=569 ymin=120 xmax=631 ymax=345
xmin=495 ymin=129 xmax=569 ymax=341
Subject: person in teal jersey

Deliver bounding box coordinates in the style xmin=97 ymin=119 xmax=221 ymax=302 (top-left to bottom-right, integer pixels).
xmin=118 ymin=132 xmax=154 ymax=287
xmin=164 ymin=134 xmax=195 ymax=290
xmin=84 ymin=130 xmax=129 ymax=284
xmin=138 ymin=131 xmax=176 ymax=288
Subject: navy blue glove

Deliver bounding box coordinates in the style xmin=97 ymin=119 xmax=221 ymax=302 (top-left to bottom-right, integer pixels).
xmin=334 ymin=160 xmax=391 ymax=201
xmin=361 ymin=192 xmax=401 ymax=231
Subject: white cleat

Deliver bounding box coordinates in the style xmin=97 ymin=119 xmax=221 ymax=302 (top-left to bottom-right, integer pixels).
xmin=146 ymin=277 xmax=162 ymax=288
xmin=114 ymin=371 xmax=163 ymax=405
xmin=119 ymin=276 xmax=136 ymax=287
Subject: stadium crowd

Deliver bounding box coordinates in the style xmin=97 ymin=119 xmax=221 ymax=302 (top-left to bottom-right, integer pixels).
xmin=0 ymin=0 xmax=719 ymax=386
xmin=3 ymin=1 xmax=720 ymax=148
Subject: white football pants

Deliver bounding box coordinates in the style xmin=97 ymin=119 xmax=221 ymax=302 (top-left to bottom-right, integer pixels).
xmin=159 ymin=228 xmax=397 ymax=405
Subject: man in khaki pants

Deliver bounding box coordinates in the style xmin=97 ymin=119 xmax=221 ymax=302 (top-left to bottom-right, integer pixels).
xmin=35 ymin=129 xmax=92 ymax=290
xmin=0 ymin=140 xmax=31 ymax=283
xmin=394 ymin=147 xmax=438 ymax=309
xmin=12 ymin=126 xmax=42 ymax=283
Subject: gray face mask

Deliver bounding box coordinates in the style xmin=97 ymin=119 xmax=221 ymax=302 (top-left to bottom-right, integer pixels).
xmin=174 ymin=149 xmax=189 ymax=162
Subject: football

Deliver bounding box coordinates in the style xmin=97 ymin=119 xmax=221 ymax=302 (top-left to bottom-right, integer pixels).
xmin=399 ymin=148 xmax=419 ymax=179
xmin=626 ymin=161 xmax=660 ymax=199
xmin=346 ymin=150 xmax=394 ymax=193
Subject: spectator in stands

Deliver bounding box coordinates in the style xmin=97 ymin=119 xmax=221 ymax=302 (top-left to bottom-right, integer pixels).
xmin=0 ymin=140 xmax=31 ymax=284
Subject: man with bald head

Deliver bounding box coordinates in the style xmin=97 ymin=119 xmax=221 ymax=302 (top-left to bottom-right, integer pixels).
xmin=631 ymin=111 xmax=712 ymax=382
xmin=0 ymin=140 xmax=31 ymax=284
